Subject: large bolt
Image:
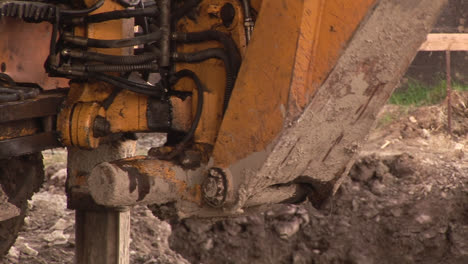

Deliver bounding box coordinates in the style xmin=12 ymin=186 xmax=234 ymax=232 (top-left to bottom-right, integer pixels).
xmin=202 ymin=168 xmax=228 ymax=208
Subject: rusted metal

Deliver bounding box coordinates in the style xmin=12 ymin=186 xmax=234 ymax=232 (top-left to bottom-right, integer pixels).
xmin=0 ymin=18 xmax=68 ymax=90
xmin=0 ymin=91 xmax=66 ymax=123
xmin=446 ymin=50 xmax=452 ymax=136
xmin=0 ymin=119 xmax=39 ymax=141
xmin=0 ymin=90 xmax=65 ymax=157
xmin=0 ymin=132 xmax=62 ymax=158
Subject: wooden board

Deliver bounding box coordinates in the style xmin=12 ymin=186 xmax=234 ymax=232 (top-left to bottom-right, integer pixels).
xmin=419 ymin=33 xmax=468 ymax=51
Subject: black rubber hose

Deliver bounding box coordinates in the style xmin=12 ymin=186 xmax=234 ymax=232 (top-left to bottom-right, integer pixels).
xmin=162 ymin=69 xmax=204 ymax=160
xmin=72 ymin=6 xmax=159 ymax=24
xmin=100 ymin=73 xmax=165 ymax=91
xmin=63 ymin=49 xmax=161 ymax=65
xmin=0 ymin=73 xmax=15 ymax=87
xmin=138 ymin=0 xmax=150 ymax=34
xmin=173 ymin=31 xmax=241 ymax=76
xmin=60 ymin=0 xmax=104 ymax=16
xmin=85 ymin=63 xmax=159 ymax=73
xmin=0 ymin=87 xmax=40 ymax=102
xmin=173 ymin=48 xmax=234 ymax=112
xmin=63 ymin=30 xmax=162 ymax=48
xmin=89 ymin=73 xmax=165 ymax=98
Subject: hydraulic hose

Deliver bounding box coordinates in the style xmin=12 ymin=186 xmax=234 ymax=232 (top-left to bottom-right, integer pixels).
xmin=173 ymin=30 xmax=241 ymax=76
xmin=85 ymin=63 xmax=159 ymax=73
xmin=239 ymin=0 xmax=254 ymax=43
xmin=60 ymin=0 xmax=104 ymax=16
xmin=162 ymin=69 xmax=204 ymax=160
xmin=62 ymin=49 xmax=160 ymax=65
xmin=172 ymin=48 xmax=234 ymax=112
xmin=0 ymin=73 xmax=39 ymax=103
xmin=69 ymin=6 xmax=159 ymax=24
xmin=0 ymin=87 xmax=40 ymax=102
xmin=89 ymin=73 xmax=165 ymax=98
xmin=63 ymin=30 xmax=162 ymax=48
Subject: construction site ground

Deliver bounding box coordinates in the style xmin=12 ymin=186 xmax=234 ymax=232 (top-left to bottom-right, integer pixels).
xmin=3 ymin=92 xmax=468 ymax=264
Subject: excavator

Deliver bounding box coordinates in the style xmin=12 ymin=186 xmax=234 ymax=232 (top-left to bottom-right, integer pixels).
xmin=0 ymin=0 xmax=446 ymax=262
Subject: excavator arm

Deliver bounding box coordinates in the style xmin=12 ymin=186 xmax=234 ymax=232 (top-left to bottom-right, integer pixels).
xmin=0 ymin=0 xmax=446 ymax=220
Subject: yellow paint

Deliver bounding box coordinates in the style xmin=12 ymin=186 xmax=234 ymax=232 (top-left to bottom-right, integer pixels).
xmin=70 ymin=102 xmax=105 ymax=149
xmin=175 ymin=0 xmax=247 ymax=146
xmin=250 ymin=0 xmax=263 ymax=12
xmin=288 ymin=0 xmax=376 ymax=120
xmin=212 ymin=0 xmax=304 ymax=167
xmin=212 ymin=0 xmax=376 ymax=167
xmin=59 ymin=0 xmax=137 ymax=147
xmin=106 ymin=90 xmax=149 ymax=133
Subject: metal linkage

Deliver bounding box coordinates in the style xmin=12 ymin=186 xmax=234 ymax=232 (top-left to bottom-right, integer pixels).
xmin=0 ymin=89 xmax=66 ymax=158
xmin=159 ymin=0 xmax=171 ymax=67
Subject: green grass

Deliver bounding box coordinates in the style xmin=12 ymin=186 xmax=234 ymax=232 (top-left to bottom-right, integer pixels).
xmin=389 ymin=79 xmax=468 ymax=106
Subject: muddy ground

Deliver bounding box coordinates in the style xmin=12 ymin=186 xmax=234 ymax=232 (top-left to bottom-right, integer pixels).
xmin=2 ymin=93 xmax=468 ymax=264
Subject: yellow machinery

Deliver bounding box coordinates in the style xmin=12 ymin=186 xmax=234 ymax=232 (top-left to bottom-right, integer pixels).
xmin=0 ymin=0 xmax=447 ymax=262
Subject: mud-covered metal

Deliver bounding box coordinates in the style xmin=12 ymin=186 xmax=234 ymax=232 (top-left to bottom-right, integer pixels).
xmin=0 ymin=132 xmax=62 ymax=159
xmin=208 ymin=0 xmax=447 ymax=214
xmin=0 ymin=91 xmax=65 ymax=123
xmin=202 ymin=168 xmax=229 ymax=208
xmin=0 ymin=90 xmax=66 ymax=157
xmin=85 ymin=0 xmax=447 ymax=219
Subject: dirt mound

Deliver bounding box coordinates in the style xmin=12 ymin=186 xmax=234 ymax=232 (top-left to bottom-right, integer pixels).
xmin=376 ymin=91 xmax=468 ymax=139
xmin=168 ymin=151 xmax=468 ymax=264
xmin=167 ymin=98 xmax=468 ymax=264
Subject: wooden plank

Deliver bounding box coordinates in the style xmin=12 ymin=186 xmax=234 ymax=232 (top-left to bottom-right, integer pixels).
xmin=75 ymin=210 xmax=130 ymax=264
xmin=419 ymin=33 xmax=468 ymax=51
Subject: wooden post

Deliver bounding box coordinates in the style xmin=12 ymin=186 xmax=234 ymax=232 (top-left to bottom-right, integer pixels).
xmin=75 ymin=210 xmax=130 ymax=264
xmin=67 ymin=140 xmax=136 ymax=264
xmin=419 ymin=34 xmax=468 ymax=136
xmin=446 ymin=50 xmax=452 ymax=136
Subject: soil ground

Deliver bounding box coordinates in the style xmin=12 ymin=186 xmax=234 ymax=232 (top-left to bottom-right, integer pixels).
xmin=2 ymin=93 xmax=468 ymax=264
